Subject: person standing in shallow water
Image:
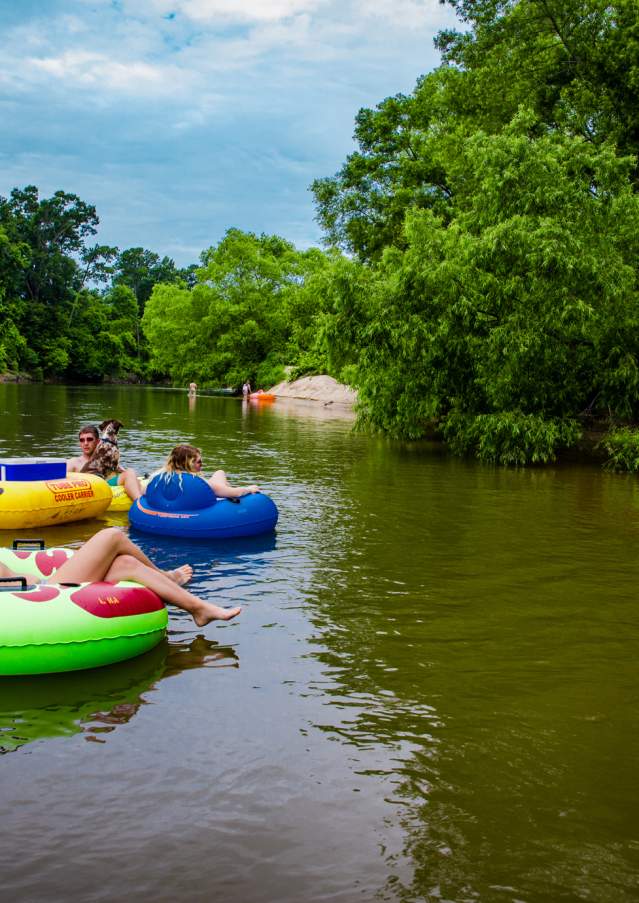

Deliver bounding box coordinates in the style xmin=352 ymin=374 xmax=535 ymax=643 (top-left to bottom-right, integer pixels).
xmin=188 ymin=381 xmax=197 ymax=395
xmin=242 ymin=381 xmax=251 ymax=397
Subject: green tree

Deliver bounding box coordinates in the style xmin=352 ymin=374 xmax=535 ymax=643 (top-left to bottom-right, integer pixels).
xmin=313 ymin=1 xmax=639 ymax=261
xmin=348 ymin=115 xmax=639 ymax=460
xmin=312 ymin=82 xmax=454 ymax=261
xmin=0 ymin=186 xmax=117 ymax=375
xmin=65 ymin=290 xmax=131 ymax=381
xmin=142 ymin=229 xmax=333 ymax=387
xmin=0 ymin=224 xmax=29 ymax=372
xmin=438 ymin=0 xmax=639 ymax=164
xmin=113 ymin=247 xmax=181 ymax=314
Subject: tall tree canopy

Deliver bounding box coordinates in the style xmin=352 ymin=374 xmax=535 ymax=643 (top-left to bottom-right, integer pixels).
xmin=142 ymin=229 xmax=336 ymax=388
xmin=311 ymin=0 xmax=639 ymax=462
xmin=112 ymin=247 xmax=182 ymax=314
xmin=0 ymin=186 xmax=119 ymax=376
xmin=313 ymin=0 xmax=639 ymax=262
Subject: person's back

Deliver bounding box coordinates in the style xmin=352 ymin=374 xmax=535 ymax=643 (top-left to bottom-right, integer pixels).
xmin=158 ymin=443 xmax=259 ymax=498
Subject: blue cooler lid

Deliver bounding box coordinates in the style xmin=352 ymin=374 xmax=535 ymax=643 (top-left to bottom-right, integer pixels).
xmin=0 ymin=458 xmax=68 ymax=481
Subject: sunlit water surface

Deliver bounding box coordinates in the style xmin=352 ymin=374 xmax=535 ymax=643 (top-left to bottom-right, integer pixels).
xmin=0 ymin=384 xmax=638 ymax=902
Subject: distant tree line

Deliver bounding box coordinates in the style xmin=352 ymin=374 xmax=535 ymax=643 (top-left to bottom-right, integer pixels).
xmin=0 ymin=186 xmax=349 ymax=390
xmin=2 ymin=0 xmax=639 ymax=466
xmin=0 ymin=185 xmax=193 ymax=382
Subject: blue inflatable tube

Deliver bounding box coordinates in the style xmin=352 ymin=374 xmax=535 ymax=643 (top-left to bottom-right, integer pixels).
xmin=129 ymin=472 xmax=278 ymax=539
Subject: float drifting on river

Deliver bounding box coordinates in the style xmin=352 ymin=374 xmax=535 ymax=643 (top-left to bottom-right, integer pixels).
xmin=0 ymin=543 xmax=167 ymax=676
xmin=0 ymin=458 xmax=112 ymax=529
xmin=129 ymin=472 xmax=278 ymax=539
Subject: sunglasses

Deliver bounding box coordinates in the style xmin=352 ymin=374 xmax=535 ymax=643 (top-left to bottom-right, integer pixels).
xmin=79 ymin=437 xmax=96 ymax=443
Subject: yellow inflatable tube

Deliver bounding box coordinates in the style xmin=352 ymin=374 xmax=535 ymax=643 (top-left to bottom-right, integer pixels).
xmin=0 ymin=473 xmax=112 ymax=529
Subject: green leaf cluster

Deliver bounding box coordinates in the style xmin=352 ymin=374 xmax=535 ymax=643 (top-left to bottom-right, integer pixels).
xmin=599 ymin=428 xmax=639 ymax=472
xmin=309 ymin=0 xmax=639 ymax=464
xmin=0 ymin=186 xmax=192 ymax=382
xmin=141 ymin=229 xmax=340 ymax=388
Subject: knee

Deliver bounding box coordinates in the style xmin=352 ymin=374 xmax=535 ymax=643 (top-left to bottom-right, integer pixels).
xmin=212 ymin=469 xmax=226 ymax=480
xmin=116 ymin=554 xmax=142 ymax=577
xmin=100 ymin=526 xmax=126 ymax=550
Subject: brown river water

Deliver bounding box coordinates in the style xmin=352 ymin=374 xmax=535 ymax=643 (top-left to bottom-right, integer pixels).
xmin=0 ymin=383 xmax=637 ymax=902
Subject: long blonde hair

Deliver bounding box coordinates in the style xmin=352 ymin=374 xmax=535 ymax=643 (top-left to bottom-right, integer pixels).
xmin=163 ymin=444 xmax=202 ymax=474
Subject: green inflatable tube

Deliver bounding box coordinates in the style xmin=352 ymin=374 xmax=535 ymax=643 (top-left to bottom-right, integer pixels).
xmin=0 ymin=546 xmax=168 ymax=676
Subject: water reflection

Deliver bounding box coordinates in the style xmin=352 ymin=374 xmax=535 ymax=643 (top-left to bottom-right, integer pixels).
xmin=298 ymin=447 xmax=639 ymax=902
xmin=0 ymin=634 xmax=238 ymax=754
xmin=2 ymin=383 xmax=639 ymax=902
xmin=0 ymin=519 xmax=278 ymax=559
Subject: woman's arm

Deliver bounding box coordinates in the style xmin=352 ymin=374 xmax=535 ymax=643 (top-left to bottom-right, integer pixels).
xmin=207 ymin=470 xmax=259 ymax=498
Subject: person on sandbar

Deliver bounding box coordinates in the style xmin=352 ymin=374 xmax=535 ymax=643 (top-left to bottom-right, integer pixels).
xmin=154 ymin=444 xmax=259 ymax=497
xmin=0 ymin=527 xmax=241 ymax=627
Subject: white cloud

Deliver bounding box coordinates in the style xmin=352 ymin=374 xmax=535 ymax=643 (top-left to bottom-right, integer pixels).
xmin=127 ymin=0 xmax=327 ymax=23
xmin=356 ymin=0 xmax=458 ymax=29
xmin=27 ymin=50 xmax=190 ymax=95
xmin=0 ymin=0 xmax=455 ymax=262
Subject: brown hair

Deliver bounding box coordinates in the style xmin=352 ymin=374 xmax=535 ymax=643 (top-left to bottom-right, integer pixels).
xmin=79 ymin=425 xmax=99 ymax=439
xmin=163 ymin=444 xmax=202 ymax=474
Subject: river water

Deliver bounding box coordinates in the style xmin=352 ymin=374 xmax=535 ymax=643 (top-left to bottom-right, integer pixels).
xmin=0 ymin=383 xmax=637 ymax=902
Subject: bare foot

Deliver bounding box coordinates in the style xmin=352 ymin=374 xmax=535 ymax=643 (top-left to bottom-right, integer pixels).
xmin=166 ymin=564 xmax=193 ymax=586
xmin=193 ymin=603 xmax=242 ymax=627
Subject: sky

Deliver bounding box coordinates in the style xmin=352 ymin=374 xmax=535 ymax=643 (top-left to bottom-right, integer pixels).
xmin=0 ymin=0 xmax=458 ymax=266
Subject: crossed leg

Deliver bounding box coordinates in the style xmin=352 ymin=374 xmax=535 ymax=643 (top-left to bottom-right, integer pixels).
xmin=46 ymin=528 xmax=241 ymax=627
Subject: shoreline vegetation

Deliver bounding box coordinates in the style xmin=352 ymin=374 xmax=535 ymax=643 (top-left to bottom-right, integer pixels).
xmin=0 ymin=371 xmax=627 ymax=469
xmin=2 ymin=3 xmax=639 ymax=470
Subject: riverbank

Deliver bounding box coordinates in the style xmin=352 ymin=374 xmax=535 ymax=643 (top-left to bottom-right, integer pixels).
xmin=269 ymin=375 xmax=357 ymax=407
xmin=0 ymin=371 xmax=32 ymax=383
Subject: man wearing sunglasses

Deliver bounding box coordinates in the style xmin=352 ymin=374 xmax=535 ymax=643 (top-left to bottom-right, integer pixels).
xmin=66 ymin=425 xmax=99 ymax=472
xmin=67 ymin=424 xmax=142 ymax=500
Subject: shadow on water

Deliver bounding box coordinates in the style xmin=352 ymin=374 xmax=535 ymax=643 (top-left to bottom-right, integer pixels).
xmin=126 ymin=527 xmax=278 ymax=564
xmin=0 ymin=634 xmax=239 ymax=755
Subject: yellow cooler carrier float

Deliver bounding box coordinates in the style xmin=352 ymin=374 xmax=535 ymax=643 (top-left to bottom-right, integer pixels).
xmin=0 ymin=458 xmax=112 ymax=529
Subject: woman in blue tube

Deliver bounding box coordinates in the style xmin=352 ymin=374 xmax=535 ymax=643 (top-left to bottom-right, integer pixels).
xmin=158 ymin=444 xmax=260 ymax=498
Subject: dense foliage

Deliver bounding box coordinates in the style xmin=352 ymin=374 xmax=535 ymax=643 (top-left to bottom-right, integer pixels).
xmin=311 ymin=0 xmax=639 ymax=463
xmin=599 ymin=427 xmax=639 ymax=472
xmin=142 ymin=229 xmax=341 ymax=388
xmin=0 ymin=186 xmax=191 ymax=381
xmin=2 ymin=0 xmax=638 ymax=466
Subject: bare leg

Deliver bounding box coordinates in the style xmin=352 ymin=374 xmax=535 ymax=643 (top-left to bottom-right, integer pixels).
xmin=103 ymin=555 xmax=241 ymax=626
xmin=119 ymin=468 xmax=142 ymax=501
xmin=49 ymin=527 xmax=181 ymax=584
